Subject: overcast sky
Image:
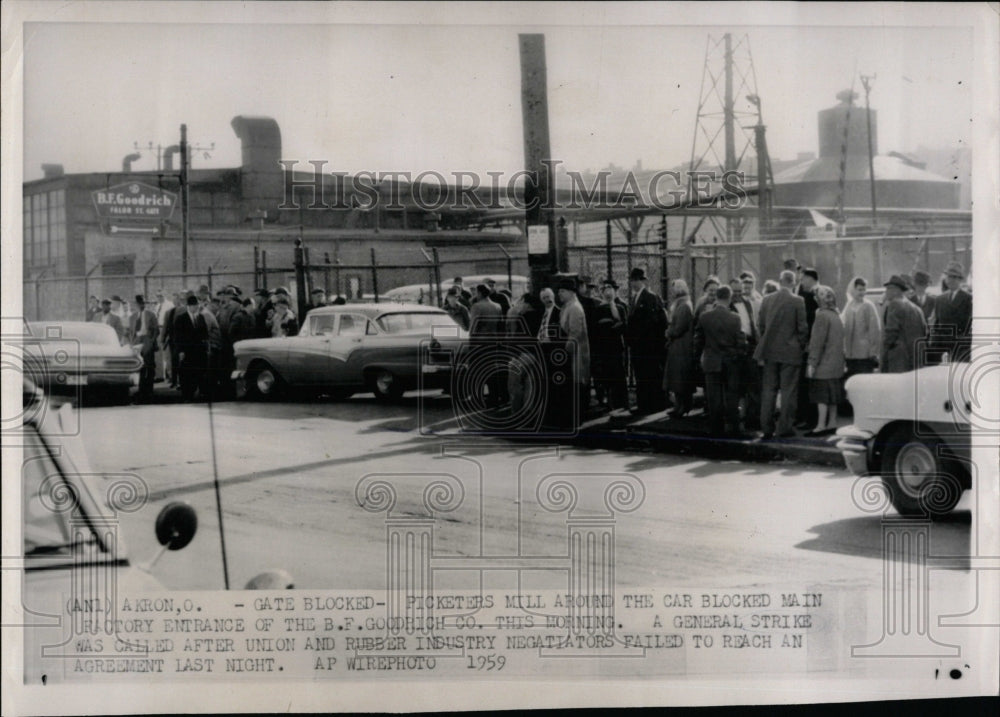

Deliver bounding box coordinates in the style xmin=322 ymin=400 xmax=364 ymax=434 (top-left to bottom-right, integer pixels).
xmin=22 ymin=8 xmax=973 ymax=182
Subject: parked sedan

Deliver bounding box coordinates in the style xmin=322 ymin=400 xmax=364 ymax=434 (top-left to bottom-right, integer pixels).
xmin=25 ymin=321 xmax=142 ymax=405
xmin=232 ymin=303 xmax=467 ymax=400
xmin=835 ymin=363 xmax=972 ymax=518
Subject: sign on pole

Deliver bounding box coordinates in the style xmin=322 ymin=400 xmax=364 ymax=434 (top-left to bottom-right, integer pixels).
xmin=527 ymin=225 xmax=549 ymax=255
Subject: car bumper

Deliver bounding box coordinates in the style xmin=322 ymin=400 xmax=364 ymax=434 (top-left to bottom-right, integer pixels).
xmin=46 ymin=372 xmax=138 ymax=390
xmin=835 ymin=426 xmax=875 ymax=475
xmin=420 ymin=364 xmax=452 ymax=389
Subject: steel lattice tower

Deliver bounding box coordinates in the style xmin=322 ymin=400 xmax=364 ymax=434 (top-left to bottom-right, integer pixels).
xmin=682 ymin=33 xmax=772 ymax=245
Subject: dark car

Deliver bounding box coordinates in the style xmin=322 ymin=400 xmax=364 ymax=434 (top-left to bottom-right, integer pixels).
xmin=232 ymin=303 xmax=467 ymax=400
xmin=25 ymin=321 xmax=142 ymax=405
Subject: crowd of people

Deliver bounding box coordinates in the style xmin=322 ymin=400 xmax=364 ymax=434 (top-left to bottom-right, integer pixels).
xmin=86 ymin=259 xmax=973 ymax=433
xmin=445 ymin=256 xmax=973 ymax=437
xmin=88 ymin=285 xmax=348 ymax=403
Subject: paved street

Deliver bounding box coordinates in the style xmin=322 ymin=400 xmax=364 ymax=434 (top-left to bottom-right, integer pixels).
xmin=70 ymin=391 xmax=973 ymax=594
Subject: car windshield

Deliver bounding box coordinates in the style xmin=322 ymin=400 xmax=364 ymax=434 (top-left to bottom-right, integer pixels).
xmin=376 ymin=312 xmax=457 ymax=334
xmin=28 ymin=322 xmax=119 ymax=346
xmin=23 ymin=426 xmax=102 ymax=557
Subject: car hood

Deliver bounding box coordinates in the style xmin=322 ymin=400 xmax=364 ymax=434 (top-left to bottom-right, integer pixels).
xmin=845 ymin=364 xmax=969 ymax=432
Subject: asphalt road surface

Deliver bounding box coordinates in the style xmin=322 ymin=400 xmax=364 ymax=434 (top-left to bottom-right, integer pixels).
xmin=72 ymin=392 xmax=973 ymax=595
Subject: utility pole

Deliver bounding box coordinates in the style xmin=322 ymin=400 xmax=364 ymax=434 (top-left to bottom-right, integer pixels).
xmin=860 ymin=73 xmax=878 ymax=227
xmin=519 ymin=33 xmax=558 ymax=294
xmin=747 ymin=94 xmax=773 ymax=239
xmin=180 ymin=124 xmax=190 ymax=274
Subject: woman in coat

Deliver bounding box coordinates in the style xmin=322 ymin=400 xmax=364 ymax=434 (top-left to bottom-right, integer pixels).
xmin=663 ymin=279 xmax=696 ymax=418
xmin=840 ymin=276 xmax=881 ymax=380
xmin=806 ymin=285 xmax=846 ymax=435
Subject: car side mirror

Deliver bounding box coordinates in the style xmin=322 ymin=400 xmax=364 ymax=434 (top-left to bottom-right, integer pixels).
xmin=155 ymin=502 xmax=198 ymax=551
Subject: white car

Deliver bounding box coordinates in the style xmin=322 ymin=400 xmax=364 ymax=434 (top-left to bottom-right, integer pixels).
xmin=836 ymin=364 xmax=972 ymax=518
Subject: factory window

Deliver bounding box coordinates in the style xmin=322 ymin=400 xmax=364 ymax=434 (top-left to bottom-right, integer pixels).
xmin=24 ymin=189 xmax=66 ymax=269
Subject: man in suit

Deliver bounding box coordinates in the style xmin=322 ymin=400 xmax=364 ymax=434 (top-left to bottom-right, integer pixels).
xmin=558 ymin=278 xmax=591 ymax=428
xmin=92 ymin=298 xmax=126 ymax=344
xmin=484 ymin=278 xmax=510 ymax=318
xmin=625 ymin=267 xmax=667 ymax=415
xmin=591 ymin=278 xmax=629 ymax=411
xmin=173 ymin=294 xmax=210 ymax=402
xmin=451 ymin=277 xmax=473 ymax=309
xmin=130 ymin=295 xmax=159 ymax=403
xmin=931 ymin=261 xmax=973 ymax=363
xmin=754 ymin=270 xmax=809 ymax=438
xmin=729 ymin=279 xmax=760 ymax=431
xmin=909 ymin=271 xmax=936 ymax=322
xmin=881 ymin=275 xmax=928 ymax=373
xmin=695 ymin=286 xmax=747 ymax=436
xmin=85 ymin=295 xmax=100 ymax=323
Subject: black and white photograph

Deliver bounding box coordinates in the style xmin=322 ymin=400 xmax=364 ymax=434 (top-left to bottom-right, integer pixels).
xmin=2 ymin=1 xmax=998 ymax=713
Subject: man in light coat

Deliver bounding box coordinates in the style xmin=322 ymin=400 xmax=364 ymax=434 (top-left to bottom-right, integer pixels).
xmin=558 ymin=278 xmax=590 ymax=425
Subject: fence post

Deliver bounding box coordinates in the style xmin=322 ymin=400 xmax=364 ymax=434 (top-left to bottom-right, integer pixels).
xmin=324 ymin=252 xmax=332 ymax=297
xmin=874 ymin=237 xmax=883 ymax=285
xmin=605 ymin=220 xmax=612 ymax=282
xmin=143 ymin=262 xmax=158 ymax=300
xmin=34 ymin=271 xmax=46 ymax=320
xmin=253 ymin=246 xmax=260 ymax=290
xmin=370 ymin=248 xmax=379 ymax=303
xmin=625 ymin=229 xmax=633 ymax=279
xmin=660 ymin=240 xmax=668 ymax=300
xmin=261 ymin=250 xmax=268 ymax=290
xmin=207 ymin=266 xmax=214 ymax=295
xmin=420 ymin=248 xmax=435 ymax=306
xmin=294 ymin=237 xmax=307 ymax=325
xmin=84 ymin=264 xmax=100 ymax=320
xmin=496 ymin=243 xmax=513 ymax=294
xmin=432 ymin=248 xmax=442 ymax=306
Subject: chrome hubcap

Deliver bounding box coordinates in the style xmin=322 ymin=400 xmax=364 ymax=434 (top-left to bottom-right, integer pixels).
xmin=376 ymin=372 xmax=393 ymax=394
xmin=257 ymin=370 xmax=275 ymax=394
xmin=896 ymin=442 xmax=937 ymax=497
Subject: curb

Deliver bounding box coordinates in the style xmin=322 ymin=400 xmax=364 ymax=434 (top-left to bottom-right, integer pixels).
xmin=571 ymin=413 xmax=846 ymax=468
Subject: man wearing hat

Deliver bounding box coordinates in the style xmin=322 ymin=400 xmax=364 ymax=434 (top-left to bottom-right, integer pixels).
xmin=591 ymin=278 xmax=629 ymax=411
xmin=624 ymin=267 xmax=667 ymax=415
xmin=93 ymin=298 xmax=126 ymax=345
xmin=451 ymin=277 xmax=473 ymax=309
xmin=908 ymin=271 xmax=936 ymax=323
xmin=305 ymin=287 xmax=327 ymax=318
xmin=253 ymin=288 xmax=273 ymax=338
xmin=174 ymin=294 xmax=210 ymax=402
xmin=880 ymin=275 xmax=927 ymax=373
xmin=130 ymin=295 xmax=159 ymax=402
xmin=931 ymin=261 xmax=973 ymax=363
xmin=483 ymin=278 xmax=510 ymax=318
xmin=557 ymin=277 xmax=591 ymax=426
xmin=694 ymin=285 xmax=747 ymax=437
